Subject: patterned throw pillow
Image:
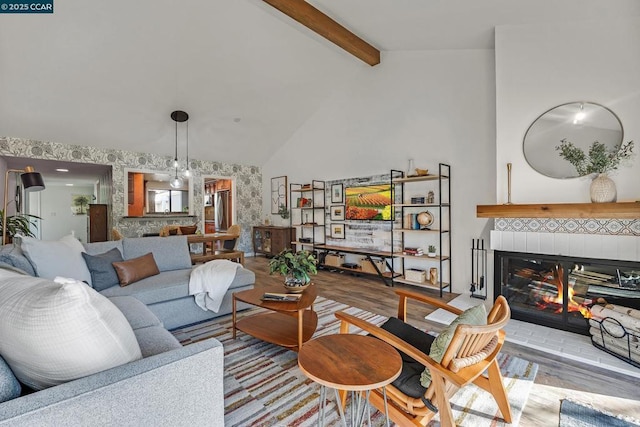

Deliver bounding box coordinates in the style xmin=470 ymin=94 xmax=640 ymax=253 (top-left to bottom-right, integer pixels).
xmin=420 ymin=303 xmax=487 ymax=388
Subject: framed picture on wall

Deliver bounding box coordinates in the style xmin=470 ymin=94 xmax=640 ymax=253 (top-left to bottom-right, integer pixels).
xmin=331 ymin=183 xmax=343 ymax=203
xmin=271 ymin=176 xmax=287 ymax=214
xmin=330 ymin=205 xmax=345 ymax=221
xmin=330 ymin=223 xmax=345 ymax=239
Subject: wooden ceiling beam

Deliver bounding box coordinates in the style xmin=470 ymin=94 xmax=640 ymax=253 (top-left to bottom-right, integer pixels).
xmin=262 ymin=0 xmax=380 ymax=66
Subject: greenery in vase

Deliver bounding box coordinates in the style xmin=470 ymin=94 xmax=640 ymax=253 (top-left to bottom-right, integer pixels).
xmin=0 ymin=211 xmax=40 ymax=240
xmin=555 ymin=139 xmax=634 ymax=176
xmin=428 ymin=245 xmax=436 ymax=253
xmin=268 ymin=249 xmax=317 ymax=285
xmin=278 ymin=203 xmax=290 ymax=220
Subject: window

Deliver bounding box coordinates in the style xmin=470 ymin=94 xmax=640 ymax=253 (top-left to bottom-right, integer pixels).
xmin=148 ymin=189 xmax=188 ymax=213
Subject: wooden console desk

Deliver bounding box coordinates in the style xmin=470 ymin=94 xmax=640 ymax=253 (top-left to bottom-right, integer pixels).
xmin=313 ymin=244 xmax=399 ymax=286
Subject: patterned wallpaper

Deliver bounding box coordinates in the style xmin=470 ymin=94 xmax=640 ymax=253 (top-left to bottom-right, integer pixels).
xmin=495 ymin=217 xmax=640 ymax=236
xmin=0 ymin=137 xmax=262 ymax=252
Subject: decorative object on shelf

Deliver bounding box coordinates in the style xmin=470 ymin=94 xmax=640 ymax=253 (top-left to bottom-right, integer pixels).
xmin=268 ymin=249 xmax=317 ymax=293
xmin=416 ymin=211 xmax=434 ymax=230
xmin=590 ymin=174 xmax=617 ymax=203
xmin=410 ymin=197 xmax=425 ymax=204
xmin=3 ymin=165 xmax=45 ymax=245
xmin=506 ymin=163 xmax=512 ymax=205
xmin=556 ymin=139 xmax=634 ymax=176
xmin=170 ymin=110 xmax=190 ymax=188
xmin=556 ymin=139 xmax=633 ymax=203
xmin=330 ymin=223 xmax=345 ymax=239
xmin=405 ymin=268 xmax=426 ymax=283
xmin=330 ymin=205 xmax=345 ymax=221
xmin=406 ymin=158 xmax=415 ymax=177
xmin=297 ymin=197 xmax=312 ymax=208
xmin=426 ymin=191 xmax=435 ymax=204
xmin=264 ymin=217 xmax=270 ymax=225
xmin=271 ymin=176 xmax=288 ymax=214
xmin=278 ymin=203 xmax=290 ymax=220
xmin=427 ymin=245 xmax=436 ymax=257
xmin=429 ymin=267 xmax=438 ymax=285
xmin=414 ymin=168 xmax=428 ymax=176
xmin=331 ymin=183 xmax=343 ymax=203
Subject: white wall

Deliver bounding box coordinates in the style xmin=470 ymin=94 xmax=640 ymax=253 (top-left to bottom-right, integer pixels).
xmin=39 ymin=183 xmax=95 ymax=242
xmin=262 ymin=50 xmax=497 ymax=292
xmin=495 ymin=18 xmax=640 ymax=204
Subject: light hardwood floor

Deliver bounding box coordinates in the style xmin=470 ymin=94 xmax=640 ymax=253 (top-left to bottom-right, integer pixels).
xmin=245 ymin=256 xmax=640 ymax=425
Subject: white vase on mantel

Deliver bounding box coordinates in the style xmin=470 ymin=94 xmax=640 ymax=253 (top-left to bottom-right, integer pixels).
xmin=590 ymin=173 xmax=617 ymax=203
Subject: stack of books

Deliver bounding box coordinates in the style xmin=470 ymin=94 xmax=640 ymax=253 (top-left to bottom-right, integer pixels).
xmin=403 ymin=247 xmax=424 ymax=256
xmin=261 ymin=292 xmax=302 ymax=302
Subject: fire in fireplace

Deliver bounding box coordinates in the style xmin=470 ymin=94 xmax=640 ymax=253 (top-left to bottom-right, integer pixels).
xmin=495 ymin=251 xmax=640 ymax=335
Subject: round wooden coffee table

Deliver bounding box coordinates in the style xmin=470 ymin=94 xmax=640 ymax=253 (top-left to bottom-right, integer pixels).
xmin=298 ymin=334 xmax=402 ymax=426
xmin=232 ymin=284 xmax=318 ymax=351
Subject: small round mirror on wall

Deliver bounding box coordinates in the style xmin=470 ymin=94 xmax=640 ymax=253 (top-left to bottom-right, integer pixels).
xmin=523 ymin=102 xmax=624 ymax=179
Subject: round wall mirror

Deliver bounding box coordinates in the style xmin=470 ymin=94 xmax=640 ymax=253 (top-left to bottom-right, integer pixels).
xmin=523 ymin=102 xmax=623 ymax=179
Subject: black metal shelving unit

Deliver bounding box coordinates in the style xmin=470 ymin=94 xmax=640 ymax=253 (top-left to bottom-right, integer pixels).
xmin=289 ymin=180 xmax=325 ymax=254
xmin=391 ymin=163 xmax=452 ymax=297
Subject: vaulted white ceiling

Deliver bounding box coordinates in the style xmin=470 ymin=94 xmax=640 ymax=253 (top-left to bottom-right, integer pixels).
xmin=1 ymin=0 xmax=639 ymax=167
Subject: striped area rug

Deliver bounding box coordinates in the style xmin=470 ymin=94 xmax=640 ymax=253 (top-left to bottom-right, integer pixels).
xmin=171 ymin=297 xmax=538 ymax=426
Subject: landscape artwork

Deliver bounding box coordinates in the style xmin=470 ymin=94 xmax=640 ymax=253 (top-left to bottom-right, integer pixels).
xmin=345 ymin=184 xmax=392 ymax=220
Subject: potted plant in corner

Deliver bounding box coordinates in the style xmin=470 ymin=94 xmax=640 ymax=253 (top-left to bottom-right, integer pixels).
xmin=556 ymin=139 xmax=634 ymax=203
xmin=0 ymin=211 xmax=40 ymax=244
xmin=268 ymin=249 xmax=318 ymax=293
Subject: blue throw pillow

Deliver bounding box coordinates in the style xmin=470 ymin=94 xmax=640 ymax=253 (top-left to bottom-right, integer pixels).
xmin=82 ymin=248 xmax=124 ymax=291
xmin=0 ymin=355 xmax=21 ymax=403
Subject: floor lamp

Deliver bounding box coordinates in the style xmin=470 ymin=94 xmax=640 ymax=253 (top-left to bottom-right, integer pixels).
xmin=2 ymin=166 xmax=45 ymax=245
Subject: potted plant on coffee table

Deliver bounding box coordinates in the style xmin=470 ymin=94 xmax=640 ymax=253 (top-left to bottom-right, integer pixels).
xmin=268 ymin=249 xmax=318 ymax=293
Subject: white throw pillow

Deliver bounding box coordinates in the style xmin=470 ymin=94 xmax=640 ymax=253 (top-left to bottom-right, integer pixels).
xmin=0 ymin=275 xmax=142 ymax=390
xmin=20 ymin=234 xmax=92 ymax=285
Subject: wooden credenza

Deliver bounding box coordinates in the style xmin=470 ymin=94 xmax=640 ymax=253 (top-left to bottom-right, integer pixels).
xmin=252 ymin=226 xmax=295 ymax=257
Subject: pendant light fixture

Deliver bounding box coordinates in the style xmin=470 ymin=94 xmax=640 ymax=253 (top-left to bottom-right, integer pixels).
xmin=170 ymin=110 xmax=189 ymax=188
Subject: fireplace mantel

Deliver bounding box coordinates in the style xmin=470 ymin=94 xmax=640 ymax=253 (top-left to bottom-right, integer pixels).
xmin=476 ymin=202 xmax=640 ymax=219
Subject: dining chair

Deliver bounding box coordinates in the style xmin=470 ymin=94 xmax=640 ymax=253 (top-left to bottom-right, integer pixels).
xmin=210 ymin=224 xmax=244 ymax=265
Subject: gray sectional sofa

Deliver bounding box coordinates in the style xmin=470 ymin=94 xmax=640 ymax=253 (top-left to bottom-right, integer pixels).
xmin=0 ymin=235 xmax=256 ymax=426
xmin=1 ymin=235 xmax=255 ymax=329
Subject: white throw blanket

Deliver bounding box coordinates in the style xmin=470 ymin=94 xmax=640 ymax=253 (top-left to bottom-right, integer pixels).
xmin=188 ymin=260 xmax=241 ymax=313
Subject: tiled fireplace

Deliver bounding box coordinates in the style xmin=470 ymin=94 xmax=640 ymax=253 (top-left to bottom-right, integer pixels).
xmin=489 ymin=213 xmax=640 ymax=368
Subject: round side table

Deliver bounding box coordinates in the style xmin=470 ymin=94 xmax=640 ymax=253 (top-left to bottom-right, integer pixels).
xmin=298 ymin=334 xmax=402 ymax=427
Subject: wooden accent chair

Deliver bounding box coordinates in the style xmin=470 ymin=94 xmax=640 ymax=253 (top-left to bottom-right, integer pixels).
xmin=335 ymin=290 xmax=512 ymax=427
xmin=210 ymin=224 xmax=244 ymax=265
